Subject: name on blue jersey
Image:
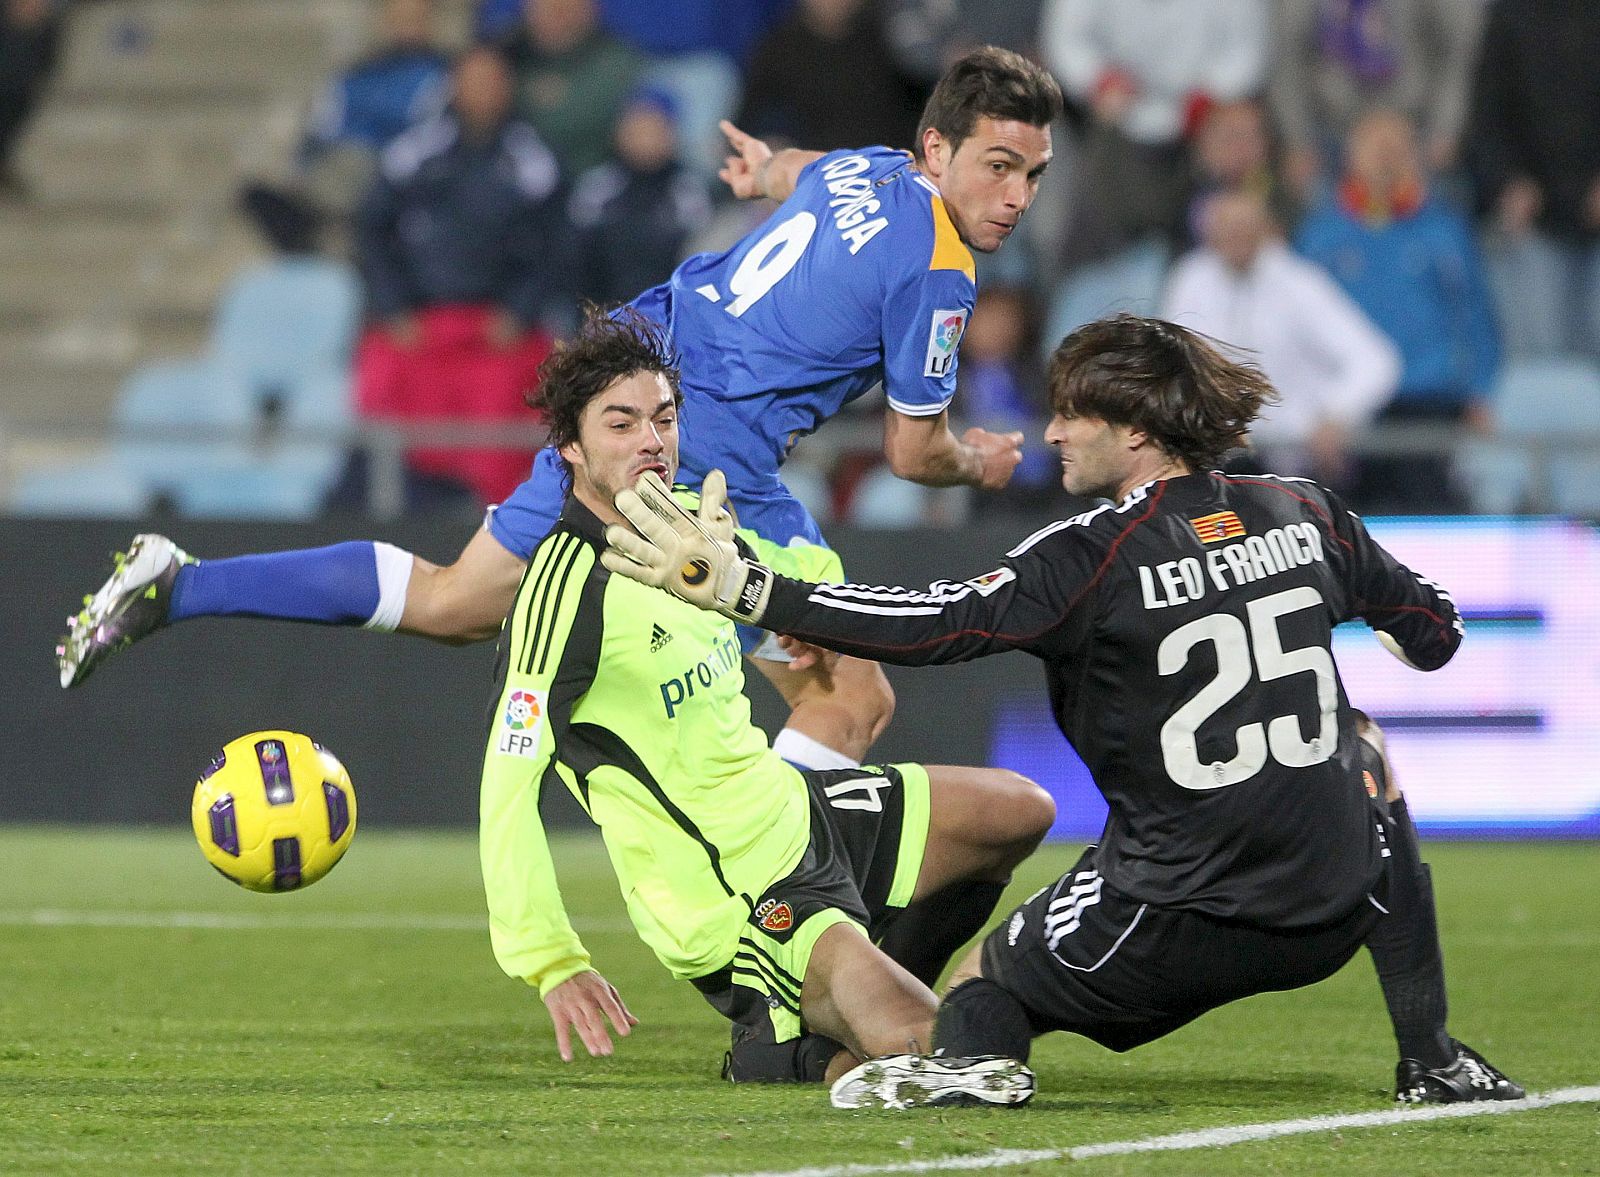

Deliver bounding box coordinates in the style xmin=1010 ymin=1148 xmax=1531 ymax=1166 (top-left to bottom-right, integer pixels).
xmin=820 ymin=155 xmax=889 ymax=255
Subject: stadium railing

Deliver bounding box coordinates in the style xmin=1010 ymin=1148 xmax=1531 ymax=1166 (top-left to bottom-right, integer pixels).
xmin=2 ymin=418 xmax=1599 ymax=521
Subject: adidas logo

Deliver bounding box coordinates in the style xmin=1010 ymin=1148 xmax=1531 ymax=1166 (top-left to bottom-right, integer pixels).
xmin=649 ymin=623 xmax=673 ymax=653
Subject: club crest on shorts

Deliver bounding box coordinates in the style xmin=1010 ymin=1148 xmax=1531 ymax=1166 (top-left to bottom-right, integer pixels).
xmin=755 ymin=898 xmax=794 ymax=932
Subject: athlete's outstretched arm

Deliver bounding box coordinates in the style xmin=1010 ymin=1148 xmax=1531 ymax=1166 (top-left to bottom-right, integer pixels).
xmin=882 ymin=407 xmax=1024 ymax=491
xmin=400 ymin=525 xmax=528 ymax=643
xmin=717 ymin=119 xmax=822 ymax=203
xmin=603 ymin=470 xmax=1090 ymax=664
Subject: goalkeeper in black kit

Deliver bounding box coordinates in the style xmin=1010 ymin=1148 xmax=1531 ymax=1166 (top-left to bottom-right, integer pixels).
xmin=602 ymin=314 xmax=1525 ymax=1110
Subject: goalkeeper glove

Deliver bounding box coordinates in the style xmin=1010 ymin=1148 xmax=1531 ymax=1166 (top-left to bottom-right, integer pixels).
xmin=601 ymin=469 xmax=774 ymax=625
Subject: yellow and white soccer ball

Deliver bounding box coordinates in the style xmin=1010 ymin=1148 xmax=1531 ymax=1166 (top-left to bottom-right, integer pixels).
xmin=191 ymin=730 xmax=357 ymax=892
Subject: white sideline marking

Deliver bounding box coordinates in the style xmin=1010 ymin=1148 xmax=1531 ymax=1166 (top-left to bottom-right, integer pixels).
xmin=722 ymin=1086 xmax=1600 ymax=1177
xmin=0 ymin=909 xmax=634 ymax=934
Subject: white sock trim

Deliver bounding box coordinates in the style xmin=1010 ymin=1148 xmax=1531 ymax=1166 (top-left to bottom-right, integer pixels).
xmin=773 ymin=728 xmax=860 ymax=771
xmin=363 ymin=542 xmax=415 ymax=632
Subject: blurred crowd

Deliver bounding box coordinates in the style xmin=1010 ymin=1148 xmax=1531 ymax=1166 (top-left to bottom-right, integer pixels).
xmin=7 ymin=0 xmax=1600 ymax=522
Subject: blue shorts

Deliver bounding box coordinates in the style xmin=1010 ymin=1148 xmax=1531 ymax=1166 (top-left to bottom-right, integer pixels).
xmin=487 ymin=447 xmax=839 ymax=655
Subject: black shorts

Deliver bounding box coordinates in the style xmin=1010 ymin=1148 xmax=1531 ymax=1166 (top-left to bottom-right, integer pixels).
xmin=692 ymin=763 xmax=931 ymax=1045
xmin=981 ymin=845 xmax=1388 ymax=1053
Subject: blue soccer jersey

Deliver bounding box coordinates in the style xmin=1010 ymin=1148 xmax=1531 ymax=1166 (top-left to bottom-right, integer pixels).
xmin=629 ymin=145 xmax=978 ymax=490
xmin=490 ymin=146 xmax=977 ymax=614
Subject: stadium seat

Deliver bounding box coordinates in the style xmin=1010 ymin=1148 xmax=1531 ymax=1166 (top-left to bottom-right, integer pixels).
xmin=8 ymin=259 xmax=361 ymax=518
xmin=112 ymin=359 xmax=257 ymax=492
xmin=775 ymin=461 xmax=832 ymax=525
xmin=174 ymin=369 xmax=355 ymax=519
xmin=9 ymin=462 xmax=151 ymax=518
xmin=850 ymin=465 xmax=972 ymax=528
xmin=208 ymin=256 xmax=362 ymax=406
xmin=1459 ymin=356 xmax=1600 ymax=516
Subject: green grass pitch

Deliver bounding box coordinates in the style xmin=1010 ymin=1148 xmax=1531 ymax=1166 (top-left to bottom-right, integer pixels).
xmin=1 ymin=827 xmax=1595 ymax=1175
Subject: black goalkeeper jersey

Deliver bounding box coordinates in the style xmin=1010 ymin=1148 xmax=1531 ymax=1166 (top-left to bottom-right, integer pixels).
xmin=762 ymin=472 xmax=1464 ymax=929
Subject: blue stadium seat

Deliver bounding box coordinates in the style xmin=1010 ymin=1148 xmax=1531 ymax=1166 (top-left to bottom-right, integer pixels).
xmin=112 ymin=359 xmax=257 ymax=493
xmin=774 ymin=462 xmax=831 ymax=526
xmin=10 ymin=463 xmax=151 ymax=518
xmin=8 ymin=258 xmax=361 ymax=518
xmin=208 ymin=256 xmax=362 ymax=405
xmin=850 ymin=466 xmax=971 ymax=529
xmin=174 ymin=369 xmax=354 ymax=519
xmin=1460 ymin=356 xmax=1600 ymax=516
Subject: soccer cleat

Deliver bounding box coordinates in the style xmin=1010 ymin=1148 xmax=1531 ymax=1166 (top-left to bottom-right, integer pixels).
xmin=1395 ymin=1039 xmax=1525 ymax=1104
xmin=57 ymin=533 xmax=193 ymax=689
xmin=829 ymin=1053 xmax=1034 ymax=1110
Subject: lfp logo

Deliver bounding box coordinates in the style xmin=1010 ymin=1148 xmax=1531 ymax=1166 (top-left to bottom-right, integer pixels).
xmin=505 ymin=690 xmax=541 ymax=730
xmin=924 ymin=307 xmax=968 ymax=377
xmin=498 ymin=689 xmax=547 ymax=758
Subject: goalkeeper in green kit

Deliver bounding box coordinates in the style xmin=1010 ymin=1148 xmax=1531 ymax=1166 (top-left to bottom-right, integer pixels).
xmin=480 ymin=307 xmax=1052 ymax=1100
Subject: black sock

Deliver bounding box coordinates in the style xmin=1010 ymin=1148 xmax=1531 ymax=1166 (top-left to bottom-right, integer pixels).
xmin=933 ymin=977 xmax=1033 ymax=1062
xmin=876 ymin=880 xmax=1008 ymax=988
xmin=1367 ymin=797 xmax=1454 ymax=1069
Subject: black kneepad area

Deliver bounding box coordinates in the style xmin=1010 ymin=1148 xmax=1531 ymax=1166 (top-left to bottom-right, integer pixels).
xmin=934 ymin=977 xmax=1034 ymax=1063
xmin=724 ymin=1025 xmax=844 ymax=1083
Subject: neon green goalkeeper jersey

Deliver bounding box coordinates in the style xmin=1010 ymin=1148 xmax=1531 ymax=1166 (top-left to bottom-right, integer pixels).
xmin=479 ymin=494 xmax=821 ymax=996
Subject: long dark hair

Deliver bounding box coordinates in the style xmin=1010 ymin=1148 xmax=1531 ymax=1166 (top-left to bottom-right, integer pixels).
xmin=1047 ymin=315 xmax=1278 ymax=471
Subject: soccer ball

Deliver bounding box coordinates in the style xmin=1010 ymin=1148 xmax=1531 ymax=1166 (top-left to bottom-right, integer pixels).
xmin=191 ymin=730 xmax=357 ymax=893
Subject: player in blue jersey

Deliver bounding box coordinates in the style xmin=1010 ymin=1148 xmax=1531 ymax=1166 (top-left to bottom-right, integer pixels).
xmin=58 ymin=46 xmax=1062 ymax=773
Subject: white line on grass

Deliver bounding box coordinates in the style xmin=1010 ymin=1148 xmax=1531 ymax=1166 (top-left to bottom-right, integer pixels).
xmin=722 ymin=1085 xmax=1600 ymax=1177
xmin=0 ymin=909 xmax=635 ymax=934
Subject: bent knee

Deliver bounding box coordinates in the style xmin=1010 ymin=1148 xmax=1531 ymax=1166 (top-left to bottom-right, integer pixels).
xmin=938 ymin=767 xmax=1055 ymax=853
xmin=997 ymin=770 xmax=1055 ymax=842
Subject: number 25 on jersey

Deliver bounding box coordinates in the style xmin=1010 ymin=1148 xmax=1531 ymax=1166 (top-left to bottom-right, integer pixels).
xmin=1158 ymin=586 xmax=1339 ymax=790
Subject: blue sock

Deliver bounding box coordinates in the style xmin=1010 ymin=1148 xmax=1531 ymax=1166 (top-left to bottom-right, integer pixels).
xmin=169 ymin=542 xmax=382 ymax=625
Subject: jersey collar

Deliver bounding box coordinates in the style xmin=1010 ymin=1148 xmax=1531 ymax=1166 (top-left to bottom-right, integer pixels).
xmin=557 ymin=494 xmax=609 ymax=544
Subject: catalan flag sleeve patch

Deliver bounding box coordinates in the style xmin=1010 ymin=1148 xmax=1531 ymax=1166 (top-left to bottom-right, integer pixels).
xmin=1189 ymin=511 xmax=1247 ymax=544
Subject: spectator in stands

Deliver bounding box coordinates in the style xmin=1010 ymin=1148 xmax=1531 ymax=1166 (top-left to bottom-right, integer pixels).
xmin=0 ymin=0 xmax=66 ymax=199
xmin=586 ymin=0 xmax=790 ymax=174
xmin=353 ymin=45 xmax=560 ymax=507
xmin=1185 ymin=98 xmax=1298 ymax=249
xmin=1164 ymin=189 xmax=1399 ymax=490
xmin=1467 ymin=0 xmax=1600 ymax=360
xmin=240 ymin=0 xmax=450 ymax=255
xmin=499 ymin=0 xmax=641 ymax=178
xmin=566 ymin=85 xmax=711 ymax=306
xmin=1041 ymin=0 xmax=1268 ymax=274
xmin=737 ymin=0 xmax=925 ymax=152
xmin=1268 ymin=0 xmax=1485 ymax=204
xmin=1297 ymin=108 xmax=1499 ymax=512
xmin=953 ymin=285 xmax=1057 ymax=508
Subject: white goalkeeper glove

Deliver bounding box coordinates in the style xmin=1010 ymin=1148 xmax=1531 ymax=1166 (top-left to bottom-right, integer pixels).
xmin=600 ymin=469 xmax=775 ymax=625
